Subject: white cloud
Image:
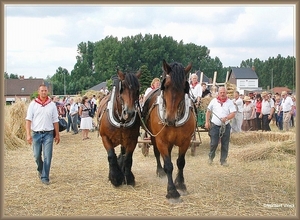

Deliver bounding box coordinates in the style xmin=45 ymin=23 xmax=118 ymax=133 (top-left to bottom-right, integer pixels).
xmin=4 ymin=4 xmax=295 ymax=79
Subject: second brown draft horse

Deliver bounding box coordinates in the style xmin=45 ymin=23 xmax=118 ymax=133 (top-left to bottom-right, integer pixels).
xmin=143 ymin=60 xmax=196 ymax=202
xmin=98 ymin=69 xmax=141 ymax=187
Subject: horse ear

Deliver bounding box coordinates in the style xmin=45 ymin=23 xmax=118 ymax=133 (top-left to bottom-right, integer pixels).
xmin=117 ymin=70 xmax=125 ymax=81
xmin=184 ymin=62 xmax=192 ymax=75
xmin=162 ymin=59 xmax=171 ymax=74
xmin=136 ymin=70 xmax=142 ymax=79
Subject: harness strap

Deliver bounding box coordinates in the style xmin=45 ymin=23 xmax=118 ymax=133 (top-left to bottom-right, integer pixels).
xmin=156 ymin=92 xmax=193 ymax=127
xmin=106 ymin=86 xmax=137 ymax=128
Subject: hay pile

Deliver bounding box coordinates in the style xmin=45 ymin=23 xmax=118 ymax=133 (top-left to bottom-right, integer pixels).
xmin=84 ymin=90 xmax=106 ymax=100
xmin=232 ymin=139 xmax=296 ymax=162
xmin=225 ymin=82 xmax=236 ymax=99
xmin=230 ymin=131 xmax=293 ymax=145
xmin=230 ymin=131 xmax=295 ymax=162
xmin=199 ymin=96 xmax=213 ymax=111
xmin=4 ymin=99 xmax=27 ymax=150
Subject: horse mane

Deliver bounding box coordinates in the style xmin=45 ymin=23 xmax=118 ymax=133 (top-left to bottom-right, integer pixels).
xmin=165 ymin=62 xmax=187 ymax=90
xmin=124 ymin=72 xmax=140 ymax=91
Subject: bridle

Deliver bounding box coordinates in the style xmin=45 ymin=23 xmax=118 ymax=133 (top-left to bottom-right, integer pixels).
xmin=107 ymin=78 xmax=140 ymax=128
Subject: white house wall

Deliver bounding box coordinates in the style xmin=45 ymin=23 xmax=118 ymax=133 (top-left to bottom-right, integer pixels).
xmin=236 ymin=79 xmax=258 ymax=88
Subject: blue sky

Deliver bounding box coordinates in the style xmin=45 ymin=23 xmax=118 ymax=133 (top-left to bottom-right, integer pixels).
xmin=4 ymin=4 xmax=295 ymax=79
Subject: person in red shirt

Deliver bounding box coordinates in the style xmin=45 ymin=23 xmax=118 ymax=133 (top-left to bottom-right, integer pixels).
xmin=255 ymin=93 xmax=262 ymax=130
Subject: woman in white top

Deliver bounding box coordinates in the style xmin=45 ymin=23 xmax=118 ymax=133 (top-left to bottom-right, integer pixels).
xmin=79 ymin=96 xmax=93 ymax=140
xmin=241 ymin=96 xmax=256 ymax=131
xmin=189 ymin=73 xmax=202 ymax=106
xmin=143 ymin=78 xmax=160 ymax=102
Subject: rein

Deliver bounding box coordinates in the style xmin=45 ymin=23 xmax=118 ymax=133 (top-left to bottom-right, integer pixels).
xmin=210 ymin=110 xmax=226 ymax=138
xmin=137 ymin=90 xmax=194 ymax=138
xmin=137 ymin=103 xmax=167 ymax=137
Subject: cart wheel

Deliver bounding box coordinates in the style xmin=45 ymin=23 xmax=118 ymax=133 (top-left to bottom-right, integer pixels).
xmin=190 ymin=143 xmax=196 ymax=156
xmin=139 ymin=131 xmax=150 ymax=157
xmin=190 ymin=134 xmax=197 ymax=156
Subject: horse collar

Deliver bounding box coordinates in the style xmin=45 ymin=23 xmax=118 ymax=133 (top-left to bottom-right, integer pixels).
xmin=107 ymin=86 xmax=137 ymax=128
xmin=156 ymin=91 xmax=193 ymax=127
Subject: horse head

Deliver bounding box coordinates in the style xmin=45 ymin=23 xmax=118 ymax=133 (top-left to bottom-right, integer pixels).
xmin=160 ymin=59 xmax=192 ymax=126
xmin=116 ymin=69 xmax=141 ymax=122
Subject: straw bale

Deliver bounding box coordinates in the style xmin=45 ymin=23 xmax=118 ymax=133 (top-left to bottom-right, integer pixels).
xmin=275 ymin=139 xmax=296 ymax=155
xmin=84 ymin=90 xmax=106 ymax=99
xmin=8 ymin=98 xmax=27 ymax=141
xmin=230 ymin=131 xmax=292 ymax=145
xmin=4 ymin=120 xmax=26 ymax=150
xmin=225 ymin=82 xmax=236 ymax=99
xmin=239 ymin=145 xmax=274 ymax=161
xmin=199 ymin=96 xmax=213 ymax=111
xmin=230 ymin=131 xmax=295 ymax=162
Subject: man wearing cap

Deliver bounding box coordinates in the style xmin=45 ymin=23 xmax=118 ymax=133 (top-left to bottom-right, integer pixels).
xmin=280 ymin=91 xmax=294 ymax=131
xmin=259 ymin=91 xmax=275 ymax=131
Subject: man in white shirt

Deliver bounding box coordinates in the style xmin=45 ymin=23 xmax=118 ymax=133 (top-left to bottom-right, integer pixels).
xmin=25 ymin=84 xmax=60 ymax=185
xmin=91 ymin=95 xmax=97 ymax=113
xmin=259 ymin=91 xmax=275 ymax=131
xmin=231 ymin=91 xmax=244 ymax=133
xmin=205 ymin=87 xmax=236 ymax=166
xmin=280 ymin=91 xmax=294 ymax=131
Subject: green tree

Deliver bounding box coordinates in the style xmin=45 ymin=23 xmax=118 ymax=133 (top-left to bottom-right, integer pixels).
xmin=139 ymin=65 xmax=153 ymax=94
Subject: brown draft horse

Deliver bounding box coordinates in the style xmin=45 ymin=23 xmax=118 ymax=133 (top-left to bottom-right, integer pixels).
xmin=142 ymin=60 xmax=196 ymax=202
xmin=97 ymin=69 xmax=141 ymax=187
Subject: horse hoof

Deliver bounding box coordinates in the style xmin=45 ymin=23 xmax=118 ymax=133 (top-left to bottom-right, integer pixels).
xmin=167 ymin=197 xmax=183 ymax=204
xmin=177 ymin=189 xmax=188 ymax=196
xmin=124 ymin=174 xmax=135 ymax=186
xmin=109 ymin=174 xmax=124 ymax=187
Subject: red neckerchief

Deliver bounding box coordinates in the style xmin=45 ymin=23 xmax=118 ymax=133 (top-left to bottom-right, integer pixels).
xmin=191 ymin=81 xmax=198 ymax=89
xmin=35 ymin=96 xmax=51 ymax=107
xmin=217 ymin=96 xmax=228 ymax=106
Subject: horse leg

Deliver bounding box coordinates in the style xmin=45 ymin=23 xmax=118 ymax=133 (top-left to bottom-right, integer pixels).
xmin=153 ymin=143 xmax=165 ymax=177
xmin=174 ymin=153 xmax=187 ymax=195
xmin=122 ymin=150 xmax=135 ymax=186
xmin=117 ymin=145 xmax=126 ymax=167
xmin=107 ymin=148 xmax=124 ymax=186
xmin=163 ymin=155 xmax=181 ymax=199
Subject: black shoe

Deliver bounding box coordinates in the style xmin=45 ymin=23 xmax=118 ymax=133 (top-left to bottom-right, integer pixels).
xmin=41 ymin=180 xmax=50 ymax=185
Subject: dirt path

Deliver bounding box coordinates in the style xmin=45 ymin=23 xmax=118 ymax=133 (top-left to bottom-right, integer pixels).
xmin=3 ymin=129 xmax=296 ymax=217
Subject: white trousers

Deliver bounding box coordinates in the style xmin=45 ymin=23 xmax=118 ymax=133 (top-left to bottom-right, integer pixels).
xmin=231 ymin=112 xmax=243 ymax=133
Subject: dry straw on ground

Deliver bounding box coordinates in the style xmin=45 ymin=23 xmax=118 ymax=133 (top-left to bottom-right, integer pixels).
xmin=3 ymin=103 xmax=296 ymax=217
xmin=4 ymin=98 xmax=27 ymax=150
